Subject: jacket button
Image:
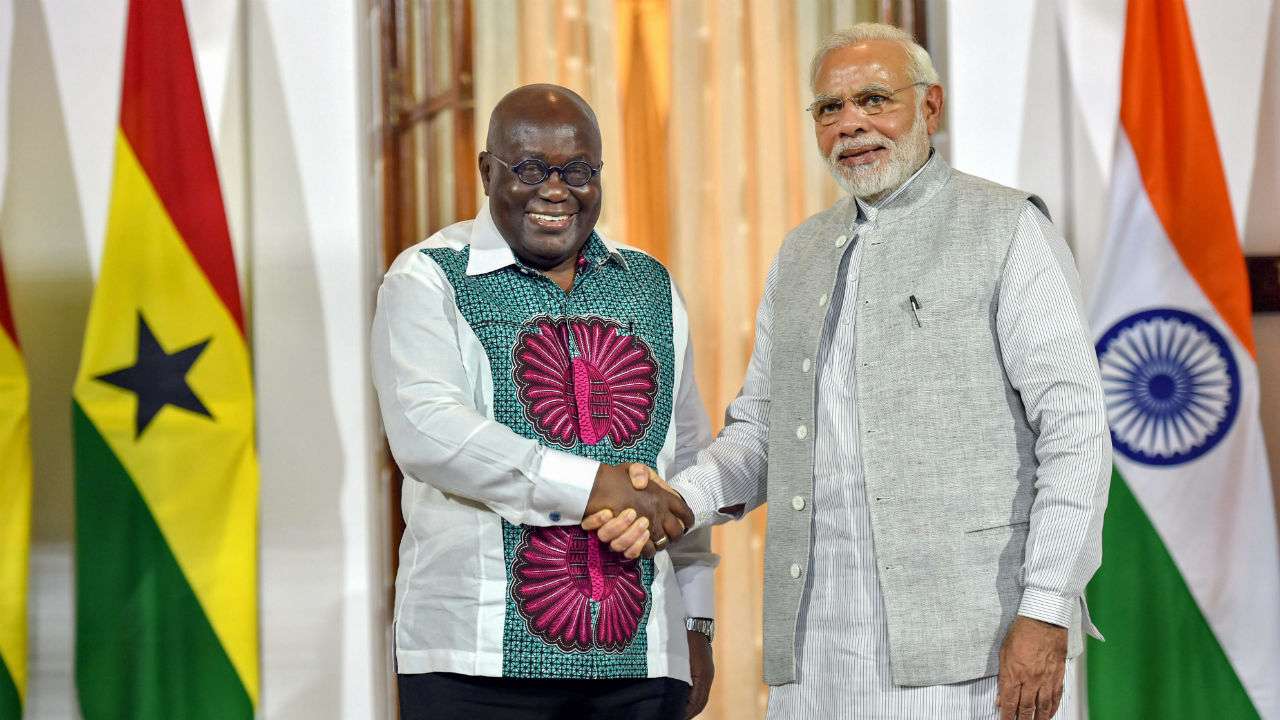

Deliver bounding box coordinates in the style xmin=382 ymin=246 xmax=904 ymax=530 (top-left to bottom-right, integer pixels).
xmin=791 ymin=496 xmax=805 ymax=511
xmin=790 ymin=564 xmax=802 ymax=578
xmin=801 ymin=358 xmax=812 ymax=373
xmin=818 ymin=293 xmax=828 ymax=308
xmin=835 ymin=234 xmax=847 ymax=248
xmin=795 ymin=424 xmax=808 ymax=440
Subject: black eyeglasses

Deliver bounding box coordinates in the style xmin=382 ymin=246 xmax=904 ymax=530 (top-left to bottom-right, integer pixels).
xmin=489 ymin=154 xmax=602 ymax=187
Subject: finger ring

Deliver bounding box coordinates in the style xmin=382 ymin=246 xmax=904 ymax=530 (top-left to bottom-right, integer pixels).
xmin=654 ymin=536 xmax=669 ymax=549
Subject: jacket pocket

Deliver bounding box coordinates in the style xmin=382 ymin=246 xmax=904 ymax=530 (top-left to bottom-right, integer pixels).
xmin=966 ymin=519 xmax=1030 ymax=534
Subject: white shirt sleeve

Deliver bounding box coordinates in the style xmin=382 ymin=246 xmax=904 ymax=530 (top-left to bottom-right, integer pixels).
xmin=665 ymin=298 xmax=718 ymax=618
xmin=996 ymin=204 xmax=1113 ymax=629
xmin=370 ymin=257 xmax=599 ymax=527
xmin=669 ymin=258 xmax=778 ymax=529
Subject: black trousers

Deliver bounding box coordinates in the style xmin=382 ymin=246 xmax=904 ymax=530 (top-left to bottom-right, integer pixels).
xmin=398 ymin=672 xmax=690 ymax=720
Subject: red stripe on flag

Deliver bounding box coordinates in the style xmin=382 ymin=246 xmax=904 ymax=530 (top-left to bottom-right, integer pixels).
xmin=119 ymin=0 xmax=245 ymax=335
xmin=1119 ymin=0 xmax=1255 ymax=355
xmin=0 ymin=252 xmax=18 ymax=348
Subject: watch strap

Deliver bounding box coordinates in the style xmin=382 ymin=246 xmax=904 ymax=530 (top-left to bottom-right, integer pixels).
xmin=685 ymin=616 xmax=715 ymax=642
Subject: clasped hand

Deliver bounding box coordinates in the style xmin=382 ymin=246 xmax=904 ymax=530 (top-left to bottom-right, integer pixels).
xmin=582 ymin=463 xmax=691 ymax=558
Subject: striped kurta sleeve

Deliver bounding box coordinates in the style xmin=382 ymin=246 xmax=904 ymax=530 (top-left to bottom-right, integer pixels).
xmin=996 ymin=204 xmax=1112 ymax=628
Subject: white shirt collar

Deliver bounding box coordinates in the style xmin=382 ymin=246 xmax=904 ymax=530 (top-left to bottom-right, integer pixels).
xmin=465 ymin=199 xmax=628 ymax=276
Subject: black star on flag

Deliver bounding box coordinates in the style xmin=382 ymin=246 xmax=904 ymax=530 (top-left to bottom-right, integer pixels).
xmin=95 ymin=312 xmax=214 ymax=438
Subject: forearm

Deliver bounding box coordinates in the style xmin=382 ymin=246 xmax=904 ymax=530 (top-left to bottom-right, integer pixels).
xmin=379 ymin=395 xmax=598 ymax=526
xmin=671 ymin=414 xmax=770 ymax=529
xmin=373 ymin=267 xmax=598 ymax=526
xmin=671 ymin=258 xmax=778 ymax=528
xmin=1018 ymin=427 xmax=1112 ymax=625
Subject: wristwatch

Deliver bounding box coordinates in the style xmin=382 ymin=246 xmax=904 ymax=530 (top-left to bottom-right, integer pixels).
xmin=686 ymin=617 xmax=715 ymax=643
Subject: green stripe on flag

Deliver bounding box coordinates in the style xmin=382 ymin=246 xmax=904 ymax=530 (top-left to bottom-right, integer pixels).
xmin=0 ymin=657 xmax=19 ymax=720
xmin=73 ymin=403 xmax=251 ymax=720
xmin=1087 ymin=467 xmax=1258 ymax=719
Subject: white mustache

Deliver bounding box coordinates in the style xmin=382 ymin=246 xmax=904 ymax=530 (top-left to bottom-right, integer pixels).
xmin=828 ymin=136 xmax=896 ymax=164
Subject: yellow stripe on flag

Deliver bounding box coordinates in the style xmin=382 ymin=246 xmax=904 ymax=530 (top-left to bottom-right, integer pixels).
xmin=0 ymin=328 xmax=31 ymax=703
xmin=72 ymin=133 xmax=259 ymax=701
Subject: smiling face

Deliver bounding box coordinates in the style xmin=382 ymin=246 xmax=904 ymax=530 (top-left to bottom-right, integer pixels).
xmin=813 ymin=40 xmax=943 ymax=201
xmin=480 ymin=87 xmax=603 ymax=273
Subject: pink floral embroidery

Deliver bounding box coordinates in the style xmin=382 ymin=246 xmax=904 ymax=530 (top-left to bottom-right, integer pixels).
xmin=512 ymin=526 xmax=647 ymax=652
xmin=514 ymin=317 xmax=658 ymax=448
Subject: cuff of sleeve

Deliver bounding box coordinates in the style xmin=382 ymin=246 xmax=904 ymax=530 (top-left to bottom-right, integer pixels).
xmin=1018 ymin=587 xmax=1075 ymax=628
xmin=674 ymin=564 xmax=716 ymax=619
xmin=530 ymin=450 xmax=598 ymax=525
xmin=669 ymin=473 xmax=721 ymax=530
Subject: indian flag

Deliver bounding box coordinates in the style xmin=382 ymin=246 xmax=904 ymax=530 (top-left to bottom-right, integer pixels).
xmin=1085 ymin=0 xmax=1280 ymax=718
xmin=71 ymin=1 xmax=258 ymax=717
xmin=0 ymin=251 xmax=31 ymax=719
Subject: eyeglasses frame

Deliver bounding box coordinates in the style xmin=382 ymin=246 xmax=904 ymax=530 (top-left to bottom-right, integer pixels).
xmin=486 ymin=153 xmax=603 ymax=187
xmin=805 ymin=81 xmax=931 ymax=124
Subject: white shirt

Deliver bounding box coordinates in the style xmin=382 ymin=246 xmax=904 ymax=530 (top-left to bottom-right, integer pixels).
xmin=372 ymin=201 xmax=715 ymax=682
xmin=672 ymin=171 xmax=1097 ymax=715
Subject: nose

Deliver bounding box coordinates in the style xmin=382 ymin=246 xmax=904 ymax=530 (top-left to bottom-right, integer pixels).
xmin=831 ymin=105 xmax=872 ymax=137
xmin=537 ymin=171 xmax=571 ymax=202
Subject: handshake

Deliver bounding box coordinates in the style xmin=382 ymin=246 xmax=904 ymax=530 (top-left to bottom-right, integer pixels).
xmin=581 ymin=463 xmax=694 ymax=559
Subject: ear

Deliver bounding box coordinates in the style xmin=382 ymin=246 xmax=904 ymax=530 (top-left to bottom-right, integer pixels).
xmin=923 ymin=84 xmax=945 ymax=136
xmin=478 ymin=151 xmax=493 ymax=196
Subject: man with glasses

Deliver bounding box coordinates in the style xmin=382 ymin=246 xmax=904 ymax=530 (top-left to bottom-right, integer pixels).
xmin=372 ymin=84 xmax=715 ymax=719
xmin=592 ymin=23 xmax=1110 ymax=720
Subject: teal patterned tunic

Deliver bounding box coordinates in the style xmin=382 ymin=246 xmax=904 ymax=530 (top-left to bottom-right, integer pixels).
xmin=424 ymin=233 xmax=676 ymax=679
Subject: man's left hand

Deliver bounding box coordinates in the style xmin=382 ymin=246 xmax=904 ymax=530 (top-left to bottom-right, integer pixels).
xmin=685 ymin=629 xmax=714 ymax=719
xmin=997 ymin=615 xmax=1067 ymax=720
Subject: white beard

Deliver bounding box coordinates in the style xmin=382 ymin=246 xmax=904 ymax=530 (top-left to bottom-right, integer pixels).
xmin=825 ymin=103 xmax=931 ymax=202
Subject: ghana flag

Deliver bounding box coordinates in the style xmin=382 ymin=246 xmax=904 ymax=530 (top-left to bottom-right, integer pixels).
xmin=71 ymin=1 xmax=258 ymax=718
xmin=1086 ymin=0 xmax=1280 ymax=717
xmin=0 ymin=250 xmax=31 ymax=719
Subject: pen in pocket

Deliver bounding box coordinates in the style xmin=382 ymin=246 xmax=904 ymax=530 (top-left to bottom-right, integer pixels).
xmin=908 ymin=295 xmax=922 ymax=327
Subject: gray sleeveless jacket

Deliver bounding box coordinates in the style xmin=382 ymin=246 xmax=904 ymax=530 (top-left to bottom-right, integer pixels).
xmin=761 ymin=154 xmax=1093 ymax=686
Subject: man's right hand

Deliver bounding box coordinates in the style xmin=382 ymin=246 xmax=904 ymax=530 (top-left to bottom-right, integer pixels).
xmin=583 ymin=463 xmax=693 ymax=559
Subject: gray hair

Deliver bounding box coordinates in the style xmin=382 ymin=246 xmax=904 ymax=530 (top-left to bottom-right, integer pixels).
xmin=809 ymin=23 xmax=939 ymax=92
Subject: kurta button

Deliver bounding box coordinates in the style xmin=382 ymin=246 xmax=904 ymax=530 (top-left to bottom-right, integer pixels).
xmin=790 ymin=564 xmax=802 ymax=579
xmin=801 ymin=358 xmax=812 ymax=373
xmin=818 ymin=293 xmax=828 ymax=308
xmin=796 ymin=424 xmax=808 ymax=440
xmin=835 ymin=234 xmax=847 ymax=248
xmin=791 ymin=496 xmax=805 ymax=511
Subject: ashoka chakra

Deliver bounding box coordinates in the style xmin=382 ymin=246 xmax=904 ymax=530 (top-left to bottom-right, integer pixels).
xmin=1095 ymin=308 xmax=1240 ymax=466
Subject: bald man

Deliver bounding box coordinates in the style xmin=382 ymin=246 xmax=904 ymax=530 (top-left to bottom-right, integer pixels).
xmin=372 ymin=84 xmax=716 ymax=720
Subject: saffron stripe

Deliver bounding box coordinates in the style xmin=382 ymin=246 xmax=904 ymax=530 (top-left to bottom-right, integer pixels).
xmin=1118 ymin=0 xmax=1254 ymax=355
xmin=118 ymin=0 xmax=244 ymax=334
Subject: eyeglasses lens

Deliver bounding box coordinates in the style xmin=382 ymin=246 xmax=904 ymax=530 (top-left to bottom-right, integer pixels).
xmin=515 ymin=162 xmax=548 ymax=184
xmin=561 ymin=162 xmax=592 ymax=186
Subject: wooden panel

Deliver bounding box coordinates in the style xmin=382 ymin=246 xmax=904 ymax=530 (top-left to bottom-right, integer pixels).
xmin=1249 ymin=256 xmax=1280 ymax=313
xmin=377 ymin=0 xmax=478 ymax=668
